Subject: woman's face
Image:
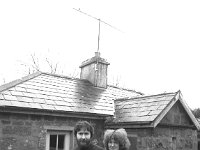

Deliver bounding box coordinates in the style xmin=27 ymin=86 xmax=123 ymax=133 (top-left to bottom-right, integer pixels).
xmin=108 ymin=138 xmax=119 ymax=150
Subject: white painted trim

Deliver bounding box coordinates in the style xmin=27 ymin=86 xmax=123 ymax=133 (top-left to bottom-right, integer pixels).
xmin=44 ymin=125 xmax=74 ymax=131
xmin=45 ymin=126 xmax=74 ymax=150
xmin=64 ymin=132 xmax=70 ymax=150
xmin=45 ymin=133 xmax=50 ymax=150
xmin=178 ymin=92 xmax=200 ymax=130
xmin=151 ymin=90 xmax=200 ymax=130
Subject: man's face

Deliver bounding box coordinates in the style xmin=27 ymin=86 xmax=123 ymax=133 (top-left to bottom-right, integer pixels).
xmin=76 ymin=128 xmax=91 ymax=147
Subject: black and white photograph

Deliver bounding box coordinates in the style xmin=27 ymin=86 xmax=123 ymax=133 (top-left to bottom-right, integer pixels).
xmin=0 ymin=0 xmax=200 ymax=150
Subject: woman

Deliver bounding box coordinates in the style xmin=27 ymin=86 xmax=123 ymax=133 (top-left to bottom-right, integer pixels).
xmin=103 ymin=128 xmax=131 ymax=150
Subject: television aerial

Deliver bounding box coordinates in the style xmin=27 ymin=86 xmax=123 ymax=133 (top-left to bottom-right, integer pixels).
xmin=73 ymin=8 xmax=123 ymax=53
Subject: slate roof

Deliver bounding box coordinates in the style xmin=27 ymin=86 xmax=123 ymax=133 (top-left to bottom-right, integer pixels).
xmin=110 ymin=91 xmax=200 ymax=129
xmin=0 ymin=72 xmax=142 ymax=117
xmin=114 ymin=92 xmax=176 ymax=123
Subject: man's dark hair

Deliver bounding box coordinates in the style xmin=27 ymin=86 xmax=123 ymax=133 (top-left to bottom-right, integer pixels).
xmin=74 ymin=121 xmax=94 ymax=138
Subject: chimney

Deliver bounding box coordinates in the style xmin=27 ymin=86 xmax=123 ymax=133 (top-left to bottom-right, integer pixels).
xmin=79 ymin=52 xmax=110 ymax=88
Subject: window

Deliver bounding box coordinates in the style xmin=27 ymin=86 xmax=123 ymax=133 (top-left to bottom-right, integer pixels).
xmin=45 ymin=126 xmax=73 ymax=150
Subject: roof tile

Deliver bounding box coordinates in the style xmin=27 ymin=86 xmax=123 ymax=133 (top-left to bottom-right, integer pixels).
xmin=4 ymin=94 xmax=18 ymax=101
xmin=22 ymin=92 xmax=37 ymax=98
xmin=40 ymin=104 xmax=55 ymax=110
xmin=158 ymin=105 xmax=166 ymax=110
xmin=10 ymin=90 xmax=24 ymax=96
xmin=11 ymin=101 xmax=30 ymax=107
xmin=29 ymin=103 xmax=42 ymax=109
xmin=148 ymin=110 xmax=162 ymax=115
xmin=46 ymin=100 xmax=56 ymax=105
xmin=2 ymin=91 xmax=12 ymax=95
xmin=54 ymin=105 xmax=73 ymax=111
xmin=35 ymin=94 xmax=49 ymax=99
xmin=33 ymin=98 xmax=46 ymax=104
xmin=0 ymin=99 xmax=12 ymax=106
xmin=54 ymin=100 xmax=68 ymax=106
xmin=16 ymin=96 xmax=33 ymax=103
xmin=15 ymin=86 xmax=27 ymax=92
xmin=147 ymin=115 xmax=157 ymax=121
xmin=0 ymin=94 xmax=5 ymax=100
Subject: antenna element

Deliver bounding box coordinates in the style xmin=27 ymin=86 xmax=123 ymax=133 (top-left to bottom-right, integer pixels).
xmin=73 ymin=8 xmax=122 ymax=53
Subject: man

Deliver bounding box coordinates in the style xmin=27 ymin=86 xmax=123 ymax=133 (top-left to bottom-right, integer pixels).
xmin=73 ymin=121 xmax=104 ymax=150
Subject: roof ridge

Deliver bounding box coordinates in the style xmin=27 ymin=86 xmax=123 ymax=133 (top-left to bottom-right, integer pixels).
xmin=108 ymin=84 xmax=144 ymax=95
xmin=40 ymin=72 xmax=93 ymax=84
xmin=40 ymin=72 xmax=143 ymax=94
xmin=0 ymin=70 xmax=143 ymax=95
xmin=0 ymin=71 xmax=42 ymax=92
xmin=116 ymin=91 xmax=177 ymax=101
xmin=41 ymin=71 xmax=79 ymax=80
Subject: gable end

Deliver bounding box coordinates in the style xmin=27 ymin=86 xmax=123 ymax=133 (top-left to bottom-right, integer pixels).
xmin=160 ymin=101 xmax=194 ymax=127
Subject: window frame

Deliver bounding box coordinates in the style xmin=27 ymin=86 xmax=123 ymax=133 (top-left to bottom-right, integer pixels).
xmin=45 ymin=126 xmax=74 ymax=150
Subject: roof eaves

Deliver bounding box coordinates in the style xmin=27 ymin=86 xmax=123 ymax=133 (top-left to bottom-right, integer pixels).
xmin=41 ymin=71 xmax=79 ymax=80
xmin=108 ymin=85 xmax=144 ymax=96
xmin=40 ymin=71 xmax=94 ymax=86
xmin=0 ymin=106 xmax=110 ymax=119
xmin=115 ymin=92 xmax=176 ymax=102
xmin=0 ymin=71 xmax=42 ymax=92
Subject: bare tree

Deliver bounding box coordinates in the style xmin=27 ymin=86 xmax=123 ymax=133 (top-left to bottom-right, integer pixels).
xmin=17 ymin=52 xmax=59 ymax=75
xmin=30 ymin=53 xmax=41 ymax=72
xmin=45 ymin=57 xmax=58 ymax=74
xmin=19 ymin=51 xmax=79 ymax=78
xmin=192 ymin=108 xmax=200 ymax=118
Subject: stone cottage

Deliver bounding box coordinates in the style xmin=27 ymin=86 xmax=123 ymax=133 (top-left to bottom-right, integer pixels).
xmin=106 ymin=91 xmax=200 ymax=150
xmin=0 ymin=52 xmax=141 ymax=150
xmin=0 ymin=52 xmax=199 ymax=150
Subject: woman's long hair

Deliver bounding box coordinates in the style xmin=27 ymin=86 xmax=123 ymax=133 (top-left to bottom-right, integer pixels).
xmin=103 ymin=128 xmax=131 ymax=150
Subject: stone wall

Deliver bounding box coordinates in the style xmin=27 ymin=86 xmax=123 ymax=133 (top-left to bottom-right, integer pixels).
xmin=161 ymin=101 xmax=193 ymax=126
xmin=127 ymin=127 xmax=197 ymax=150
xmin=0 ymin=112 xmax=105 ymax=150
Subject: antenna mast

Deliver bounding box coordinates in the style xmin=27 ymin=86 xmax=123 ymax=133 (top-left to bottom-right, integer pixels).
xmin=73 ymin=8 xmax=122 ymax=53
xmin=97 ymin=19 xmax=100 ymax=52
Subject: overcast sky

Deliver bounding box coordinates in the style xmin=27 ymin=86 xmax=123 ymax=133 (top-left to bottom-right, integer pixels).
xmin=0 ymin=0 xmax=200 ymax=110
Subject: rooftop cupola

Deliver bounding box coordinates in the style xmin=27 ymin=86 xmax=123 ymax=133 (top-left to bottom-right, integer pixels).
xmin=79 ymin=52 xmax=110 ymax=88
